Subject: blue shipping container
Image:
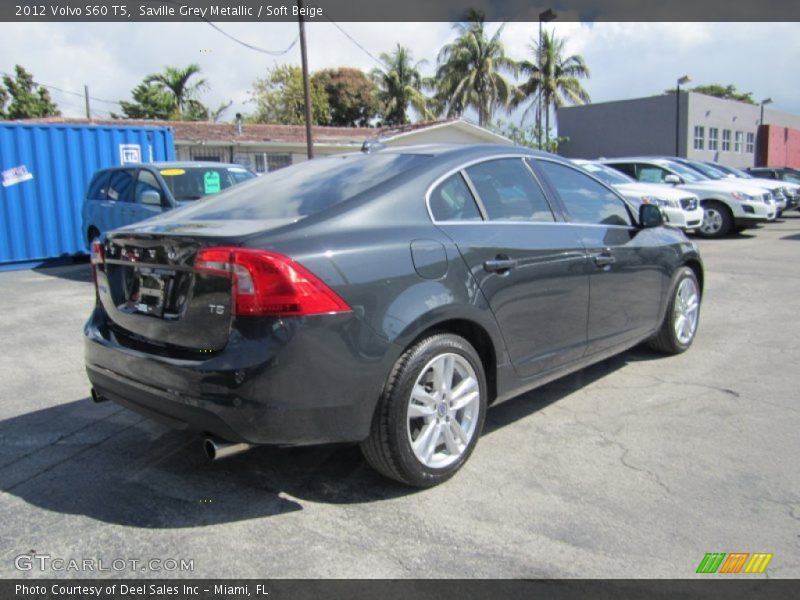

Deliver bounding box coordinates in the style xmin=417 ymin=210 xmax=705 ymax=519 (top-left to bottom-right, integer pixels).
xmin=0 ymin=122 xmax=174 ymax=266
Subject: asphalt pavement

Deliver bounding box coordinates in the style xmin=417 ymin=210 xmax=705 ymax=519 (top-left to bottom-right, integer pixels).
xmin=1 ymin=215 xmax=798 ymax=579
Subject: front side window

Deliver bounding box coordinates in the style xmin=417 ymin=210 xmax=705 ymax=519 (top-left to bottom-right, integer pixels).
xmin=709 ymin=128 xmax=719 ymax=151
xmin=636 ymin=165 xmax=671 ymax=184
xmin=106 ymin=169 xmax=135 ymax=202
xmin=746 ymin=132 xmax=755 ymax=153
xmin=693 ymin=126 xmax=705 ymax=150
xmin=466 ymin=159 xmax=555 ymax=222
xmin=722 ymin=130 xmax=731 ymax=152
xmin=429 ymin=173 xmax=482 ymax=221
xmin=536 ymin=160 xmax=632 ymax=227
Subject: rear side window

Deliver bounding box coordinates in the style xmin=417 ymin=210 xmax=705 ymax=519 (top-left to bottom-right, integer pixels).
xmin=429 ymin=174 xmax=482 ymax=221
xmin=106 ymin=170 xmax=135 ymax=202
xmin=606 ymin=163 xmax=637 ymax=179
xmin=174 ymin=153 xmax=428 ymax=221
xmin=536 ymin=160 xmax=632 ymax=227
xmin=465 ymin=158 xmax=555 ymax=222
xmin=86 ymin=171 xmax=110 ymax=200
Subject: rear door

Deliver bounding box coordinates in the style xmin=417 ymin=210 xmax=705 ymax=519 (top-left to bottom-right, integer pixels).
xmin=533 ymin=159 xmax=664 ymax=355
xmin=431 ymin=157 xmax=590 ymax=378
xmin=104 ymin=168 xmax=137 ymax=231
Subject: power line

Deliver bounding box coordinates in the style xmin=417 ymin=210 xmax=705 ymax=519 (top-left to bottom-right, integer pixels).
xmin=204 ymin=21 xmax=298 ymax=56
xmin=323 ymin=17 xmax=389 ymax=72
xmin=1 ymin=71 xmax=122 ymax=106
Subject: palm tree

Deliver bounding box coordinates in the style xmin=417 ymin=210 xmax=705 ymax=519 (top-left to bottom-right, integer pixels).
xmin=434 ymin=10 xmax=517 ymax=127
xmin=371 ymin=45 xmax=432 ymax=126
xmin=144 ymin=64 xmax=208 ymax=119
xmin=515 ymin=30 xmax=590 ymax=146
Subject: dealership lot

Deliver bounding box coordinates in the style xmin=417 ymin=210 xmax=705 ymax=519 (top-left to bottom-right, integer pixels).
xmin=0 ymin=217 xmax=798 ymax=578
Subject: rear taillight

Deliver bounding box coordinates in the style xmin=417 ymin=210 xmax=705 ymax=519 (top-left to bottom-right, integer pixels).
xmin=194 ymin=247 xmax=351 ymax=317
xmin=90 ymin=240 xmax=104 ymax=288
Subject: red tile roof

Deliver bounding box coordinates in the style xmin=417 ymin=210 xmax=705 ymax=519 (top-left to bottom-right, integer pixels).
xmin=17 ymin=117 xmax=459 ymax=145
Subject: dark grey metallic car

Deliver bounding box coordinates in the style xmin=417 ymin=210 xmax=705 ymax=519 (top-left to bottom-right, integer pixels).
xmin=85 ymin=144 xmax=703 ymax=487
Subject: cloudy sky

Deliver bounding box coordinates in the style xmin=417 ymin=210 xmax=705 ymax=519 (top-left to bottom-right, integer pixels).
xmin=1 ymin=21 xmax=799 ymax=129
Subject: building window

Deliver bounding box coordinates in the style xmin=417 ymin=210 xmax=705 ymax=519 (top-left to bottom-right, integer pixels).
xmin=734 ymin=131 xmax=743 ymax=153
xmin=722 ymin=130 xmax=731 ymax=152
xmin=709 ymin=128 xmax=719 ymax=151
xmin=746 ymin=132 xmax=755 ymax=153
xmin=267 ymin=153 xmax=292 ymax=172
xmin=693 ymin=126 xmax=705 ymax=150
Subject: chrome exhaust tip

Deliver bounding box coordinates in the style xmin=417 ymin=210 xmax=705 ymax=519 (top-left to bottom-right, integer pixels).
xmin=203 ymin=436 xmax=253 ymax=461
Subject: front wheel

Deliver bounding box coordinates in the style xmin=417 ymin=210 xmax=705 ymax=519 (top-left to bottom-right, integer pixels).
xmin=697 ymin=201 xmax=733 ymax=238
xmin=648 ymin=267 xmax=701 ymax=354
xmin=361 ymin=333 xmax=487 ymax=487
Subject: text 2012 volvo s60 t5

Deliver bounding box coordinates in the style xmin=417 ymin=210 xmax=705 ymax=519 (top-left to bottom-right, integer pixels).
xmin=85 ymin=144 xmax=703 ymax=487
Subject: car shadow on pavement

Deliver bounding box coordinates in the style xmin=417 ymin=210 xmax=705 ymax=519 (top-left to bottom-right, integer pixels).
xmin=0 ymin=351 xmax=646 ymax=527
xmin=32 ymin=261 xmax=93 ymax=283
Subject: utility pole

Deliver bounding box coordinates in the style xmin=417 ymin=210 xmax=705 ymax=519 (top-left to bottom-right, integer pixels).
xmin=84 ymin=85 xmax=91 ymax=119
xmin=297 ymin=0 xmax=314 ymax=159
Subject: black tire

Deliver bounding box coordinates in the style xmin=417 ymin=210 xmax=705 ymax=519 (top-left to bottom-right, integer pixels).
xmin=648 ymin=267 xmax=701 ymax=355
xmin=696 ymin=200 xmax=733 ymax=238
xmin=361 ymin=333 xmax=487 ymax=487
xmin=87 ymin=226 xmax=100 ymax=246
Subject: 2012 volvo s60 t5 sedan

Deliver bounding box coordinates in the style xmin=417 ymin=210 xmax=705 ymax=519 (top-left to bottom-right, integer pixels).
xmin=85 ymin=144 xmax=703 ymax=487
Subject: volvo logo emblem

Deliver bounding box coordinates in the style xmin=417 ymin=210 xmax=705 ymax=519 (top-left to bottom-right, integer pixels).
xmin=167 ymin=248 xmax=177 ymax=261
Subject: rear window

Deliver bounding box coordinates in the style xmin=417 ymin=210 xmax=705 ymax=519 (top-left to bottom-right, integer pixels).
xmin=175 ymin=153 xmax=428 ymax=221
xmin=159 ymin=166 xmax=256 ymax=201
xmin=86 ymin=171 xmax=110 ymax=200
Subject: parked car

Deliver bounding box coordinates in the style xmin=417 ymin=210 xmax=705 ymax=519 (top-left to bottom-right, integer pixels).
xmin=704 ymin=162 xmax=799 ymax=213
xmin=573 ymin=159 xmax=703 ymax=230
xmin=746 ymin=167 xmax=800 ymax=211
xmin=81 ymin=162 xmax=256 ymax=246
xmin=602 ymin=157 xmax=776 ymax=237
xmin=85 ymin=145 xmax=703 ymax=487
xmin=668 ymin=158 xmax=785 ymax=218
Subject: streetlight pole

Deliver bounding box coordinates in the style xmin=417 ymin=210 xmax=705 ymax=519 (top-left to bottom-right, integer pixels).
xmin=675 ymin=75 xmax=691 ymax=156
xmin=297 ymin=0 xmax=314 ymax=159
xmin=537 ymin=8 xmax=556 ymax=149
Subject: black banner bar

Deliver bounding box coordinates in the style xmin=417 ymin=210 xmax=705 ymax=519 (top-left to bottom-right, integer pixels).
xmin=2 ymin=0 xmax=800 ymax=22
xmin=3 ymin=580 xmax=799 ymax=600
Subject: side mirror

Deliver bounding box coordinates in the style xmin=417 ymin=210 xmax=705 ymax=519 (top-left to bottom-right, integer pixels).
xmin=639 ymin=203 xmax=664 ymax=228
xmin=664 ymin=174 xmax=681 ymax=185
xmin=141 ymin=190 xmax=162 ymax=206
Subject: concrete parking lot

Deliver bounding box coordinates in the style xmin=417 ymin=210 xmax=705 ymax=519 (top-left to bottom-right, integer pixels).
xmin=1 ymin=215 xmax=798 ymax=579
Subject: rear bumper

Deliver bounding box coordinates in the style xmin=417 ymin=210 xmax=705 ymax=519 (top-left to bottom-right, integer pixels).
xmin=84 ymin=308 xmax=395 ymax=446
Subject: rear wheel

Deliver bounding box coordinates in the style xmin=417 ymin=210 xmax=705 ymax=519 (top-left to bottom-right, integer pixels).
xmin=697 ymin=201 xmax=732 ymax=238
xmin=648 ymin=267 xmax=701 ymax=354
xmin=361 ymin=333 xmax=487 ymax=487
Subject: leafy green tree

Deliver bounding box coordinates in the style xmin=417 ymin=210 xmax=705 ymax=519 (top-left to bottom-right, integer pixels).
xmin=249 ymin=65 xmax=330 ymax=125
xmin=490 ymin=119 xmax=568 ymax=153
xmin=118 ymin=64 xmax=209 ymax=120
xmin=434 ymin=10 xmax=517 ymax=127
xmin=0 ymin=65 xmax=60 ymax=119
xmin=515 ymin=30 xmax=590 ymax=146
xmin=117 ymin=83 xmax=174 ymax=120
xmin=312 ymin=68 xmax=379 ymax=127
xmin=371 ymin=44 xmax=431 ymax=126
xmin=691 ymin=84 xmax=755 ymax=105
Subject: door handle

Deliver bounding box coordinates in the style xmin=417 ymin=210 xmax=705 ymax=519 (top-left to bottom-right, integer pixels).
xmin=593 ymin=250 xmax=616 ymax=268
xmin=484 ymin=257 xmax=517 ymax=273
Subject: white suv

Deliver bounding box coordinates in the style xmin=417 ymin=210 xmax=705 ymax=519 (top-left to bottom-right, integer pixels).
xmin=602 ymin=158 xmax=775 ymax=238
xmin=573 ymin=160 xmax=703 ymax=230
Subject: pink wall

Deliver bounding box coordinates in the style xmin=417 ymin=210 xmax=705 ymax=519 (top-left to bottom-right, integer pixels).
xmin=759 ymin=125 xmax=800 ymax=167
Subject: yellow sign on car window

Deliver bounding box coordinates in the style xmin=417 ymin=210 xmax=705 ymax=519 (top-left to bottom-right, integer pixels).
xmin=160 ymin=168 xmax=186 ymax=176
